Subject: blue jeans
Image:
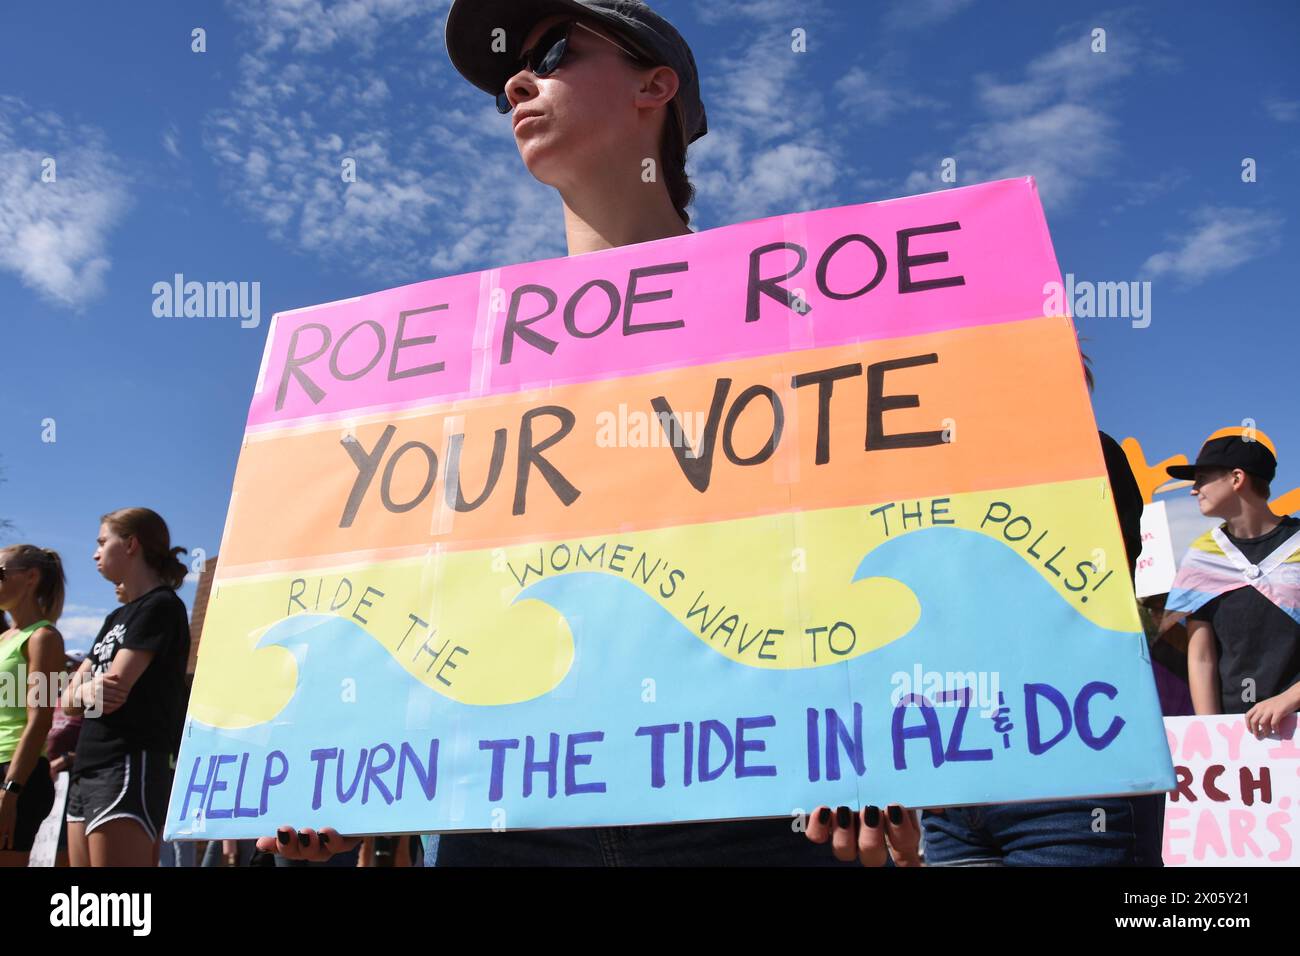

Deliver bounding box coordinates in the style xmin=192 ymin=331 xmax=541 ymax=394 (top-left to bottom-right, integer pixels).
xmin=200 ymin=839 xmax=259 ymax=867
xmin=921 ymin=795 xmax=1165 ymax=866
xmin=435 ymin=818 xmax=859 ymax=866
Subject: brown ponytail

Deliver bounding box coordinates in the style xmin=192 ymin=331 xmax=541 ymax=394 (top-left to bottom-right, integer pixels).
xmin=100 ymin=507 xmax=189 ymax=590
xmin=660 ymin=106 xmax=696 ymax=227
xmin=611 ymin=30 xmax=696 ymax=228
xmin=0 ymin=544 xmax=67 ymax=621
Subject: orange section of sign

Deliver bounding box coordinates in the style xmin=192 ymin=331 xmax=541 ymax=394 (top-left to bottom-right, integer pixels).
xmin=217 ymin=315 xmax=1102 ymax=570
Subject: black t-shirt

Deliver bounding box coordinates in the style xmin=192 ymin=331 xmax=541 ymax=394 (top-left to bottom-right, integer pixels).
xmin=1189 ymin=515 xmax=1300 ymax=714
xmin=76 ymin=586 xmax=191 ymax=772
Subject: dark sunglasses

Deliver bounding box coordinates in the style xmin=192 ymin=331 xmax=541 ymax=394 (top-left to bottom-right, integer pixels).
xmin=495 ymin=20 xmax=645 ymax=114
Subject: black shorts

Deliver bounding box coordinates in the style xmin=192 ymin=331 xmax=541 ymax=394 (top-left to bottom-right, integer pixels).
xmin=0 ymin=756 xmax=55 ymax=853
xmin=67 ymin=751 xmax=172 ymax=841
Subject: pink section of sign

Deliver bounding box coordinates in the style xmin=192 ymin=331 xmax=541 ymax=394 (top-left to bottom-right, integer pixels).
xmin=248 ymin=177 xmax=1063 ymax=431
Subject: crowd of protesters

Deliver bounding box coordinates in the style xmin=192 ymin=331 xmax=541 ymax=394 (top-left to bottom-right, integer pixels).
xmin=1 ymin=440 xmax=1293 ymax=868
xmin=0 ymin=509 xmax=190 ymax=866
xmin=0 ymin=507 xmax=429 ymax=868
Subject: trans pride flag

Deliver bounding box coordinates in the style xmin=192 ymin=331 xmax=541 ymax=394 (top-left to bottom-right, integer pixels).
xmin=1166 ymin=525 xmax=1300 ymax=625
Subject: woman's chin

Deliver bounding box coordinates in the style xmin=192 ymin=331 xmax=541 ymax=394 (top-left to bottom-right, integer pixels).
xmin=519 ymin=148 xmax=564 ymax=184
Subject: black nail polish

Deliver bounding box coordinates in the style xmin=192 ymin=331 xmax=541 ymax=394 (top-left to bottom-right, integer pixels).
xmin=817 ymin=807 xmax=831 ymax=826
xmin=320 ymin=833 xmax=331 ymax=846
xmin=888 ymin=805 xmax=903 ymax=825
xmin=298 ymin=831 xmax=310 ymax=847
xmin=836 ymin=805 xmax=851 ymax=828
xmin=276 ymin=830 xmax=290 ymax=846
xmin=864 ymin=805 xmax=880 ymax=828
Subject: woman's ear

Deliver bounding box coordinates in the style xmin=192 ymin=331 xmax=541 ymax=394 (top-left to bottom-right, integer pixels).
xmin=637 ymin=65 xmax=680 ymax=110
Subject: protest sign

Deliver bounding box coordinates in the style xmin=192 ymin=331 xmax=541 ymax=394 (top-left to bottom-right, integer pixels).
xmin=165 ymin=178 xmax=1174 ymax=840
xmin=1163 ymin=715 xmax=1299 ymax=865
xmin=1136 ymin=500 xmax=1177 ymax=598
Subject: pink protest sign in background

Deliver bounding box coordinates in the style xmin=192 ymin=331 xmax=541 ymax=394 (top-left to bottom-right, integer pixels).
xmin=1163 ymin=715 xmax=1300 ymax=865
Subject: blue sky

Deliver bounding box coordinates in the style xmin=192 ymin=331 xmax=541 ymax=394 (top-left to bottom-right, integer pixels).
xmin=1 ymin=0 xmax=1296 ymax=651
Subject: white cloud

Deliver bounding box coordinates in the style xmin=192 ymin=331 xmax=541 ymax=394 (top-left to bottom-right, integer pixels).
xmin=0 ymin=96 xmax=131 ymax=308
xmin=693 ymin=0 xmax=830 ymax=25
xmin=162 ymin=123 xmax=182 ymax=159
xmin=1264 ymin=98 xmax=1299 ymax=123
xmin=833 ymin=67 xmax=944 ymax=124
xmin=901 ymin=26 xmax=1153 ymax=209
xmin=62 ymin=603 xmax=112 ymax=616
xmin=206 ymin=0 xmax=877 ymax=273
xmin=884 ymin=0 xmax=975 ymax=31
xmin=232 ymin=0 xmax=446 ymax=56
xmin=205 ymin=0 xmax=578 ymax=281
xmin=1108 ymin=169 xmax=1190 ymax=215
xmin=57 ymin=613 xmax=109 ymax=652
xmin=694 ymin=136 xmax=840 ymax=222
xmin=704 ymin=36 xmax=810 ymax=145
xmin=1142 ymin=205 xmax=1284 ymax=285
xmin=685 ymin=20 xmax=856 ymax=224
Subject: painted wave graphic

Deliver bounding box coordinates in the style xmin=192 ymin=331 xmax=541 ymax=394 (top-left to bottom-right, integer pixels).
xmin=166 ymin=526 xmax=1173 ymax=838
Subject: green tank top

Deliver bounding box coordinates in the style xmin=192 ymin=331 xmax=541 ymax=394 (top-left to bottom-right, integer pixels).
xmin=0 ymin=620 xmax=53 ymax=764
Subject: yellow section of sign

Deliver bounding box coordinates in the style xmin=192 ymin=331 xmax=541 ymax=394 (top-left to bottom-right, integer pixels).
xmin=191 ymin=475 xmax=1136 ymax=728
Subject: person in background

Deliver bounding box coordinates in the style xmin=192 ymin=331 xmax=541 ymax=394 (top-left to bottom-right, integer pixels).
xmin=61 ymin=508 xmax=191 ymax=867
xmin=45 ymin=651 xmax=84 ymax=866
xmin=1167 ymin=436 xmax=1300 ymax=734
xmin=359 ymin=835 xmax=426 ymax=867
xmin=0 ymin=544 xmax=67 ymax=866
xmin=201 ymin=838 xmax=259 ymax=867
xmin=1138 ymin=595 xmax=1195 ymax=717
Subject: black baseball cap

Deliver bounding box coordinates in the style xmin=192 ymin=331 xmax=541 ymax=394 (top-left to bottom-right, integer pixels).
xmin=1166 ymin=435 xmax=1278 ymax=482
xmin=444 ymin=0 xmax=708 ymax=144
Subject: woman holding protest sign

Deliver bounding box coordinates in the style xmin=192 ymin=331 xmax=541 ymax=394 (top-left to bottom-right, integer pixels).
xmin=255 ymin=0 xmax=921 ymax=867
xmin=61 ymin=508 xmax=191 ymax=867
xmin=0 ymin=544 xmax=66 ymax=865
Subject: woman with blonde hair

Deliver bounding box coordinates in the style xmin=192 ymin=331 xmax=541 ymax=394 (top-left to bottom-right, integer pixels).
xmin=62 ymin=508 xmax=191 ymax=866
xmin=0 ymin=544 xmax=66 ymax=865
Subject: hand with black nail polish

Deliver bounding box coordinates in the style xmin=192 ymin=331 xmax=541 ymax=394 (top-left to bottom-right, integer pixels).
xmin=256 ymin=825 xmax=362 ymax=863
xmin=803 ymin=801 xmax=923 ymax=866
